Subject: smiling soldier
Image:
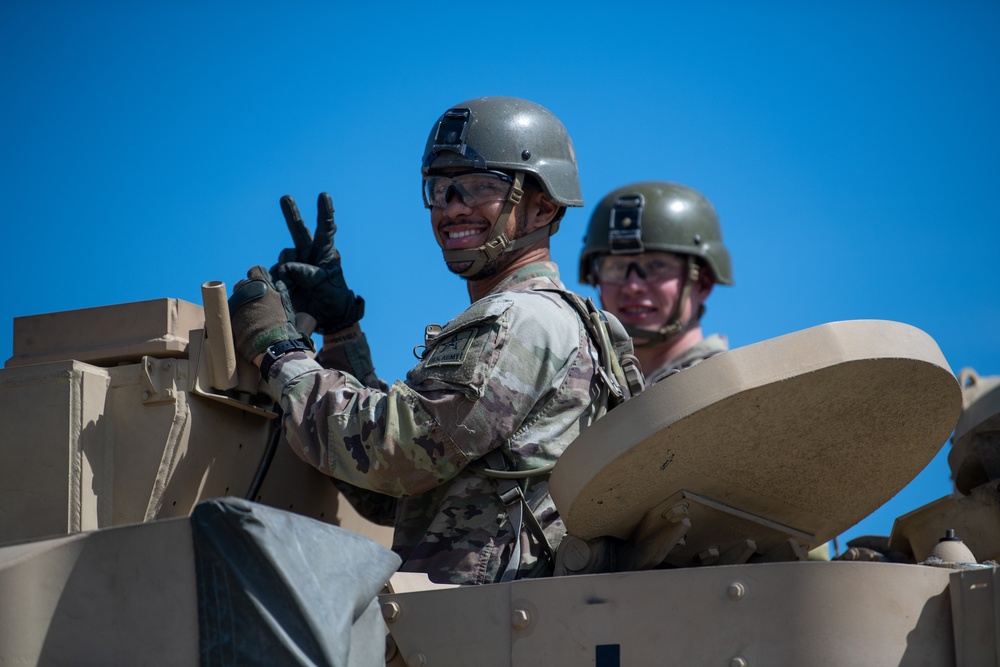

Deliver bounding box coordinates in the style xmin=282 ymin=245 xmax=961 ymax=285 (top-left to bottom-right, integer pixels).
xmin=580 ymin=181 xmax=734 ymax=386
xmin=227 ymin=96 xmax=639 ymax=585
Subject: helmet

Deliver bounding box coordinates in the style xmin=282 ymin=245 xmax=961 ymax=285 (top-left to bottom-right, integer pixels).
xmin=421 ymin=96 xmax=583 ymax=278
xmin=422 ymin=96 xmax=582 ymax=207
xmin=579 ymin=181 xmax=733 ymax=286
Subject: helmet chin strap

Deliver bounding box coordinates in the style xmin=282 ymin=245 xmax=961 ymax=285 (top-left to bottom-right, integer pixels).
xmin=441 ymin=172 xmax=560 ymax=278
xmin=625 ymin=256 xmax=702 ymax=348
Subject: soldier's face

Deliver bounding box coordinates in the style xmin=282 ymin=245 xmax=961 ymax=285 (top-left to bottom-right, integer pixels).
xmin=598 ymin=252 xmax=703 ymax=339
xmin=430 ymin=183 xmax=532 ymax=279
xmin=430 ymin=190 xmax=507 ymax=254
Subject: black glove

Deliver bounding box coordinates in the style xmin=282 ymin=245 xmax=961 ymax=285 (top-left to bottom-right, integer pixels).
xmin=271 ymin=193 xmax=365 ymax=334
xmin=229 ymin=265 xmax=307 ymax=364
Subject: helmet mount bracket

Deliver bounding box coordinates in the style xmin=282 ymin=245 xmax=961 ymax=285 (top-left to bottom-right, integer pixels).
xmin=422 ymin=108 xmax=488 ymax=170
xmin=608 ymin=194 xmax=645 ymax=254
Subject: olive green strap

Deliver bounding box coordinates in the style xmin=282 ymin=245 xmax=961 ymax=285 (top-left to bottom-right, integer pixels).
xmin=538 ymin=289 xmax=644 ymax=409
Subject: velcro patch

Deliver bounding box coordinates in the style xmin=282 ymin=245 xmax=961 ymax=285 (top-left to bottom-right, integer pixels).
xmin=425 ymin=328 xmax=477 ymax=367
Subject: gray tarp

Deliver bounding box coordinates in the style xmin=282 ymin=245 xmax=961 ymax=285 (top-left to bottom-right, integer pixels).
xmin=191 ymin=497 xmax=401 ymax=667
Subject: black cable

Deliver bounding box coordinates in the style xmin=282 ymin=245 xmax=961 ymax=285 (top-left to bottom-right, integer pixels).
xmin=246 ymin=405 xmax=283 ymax=501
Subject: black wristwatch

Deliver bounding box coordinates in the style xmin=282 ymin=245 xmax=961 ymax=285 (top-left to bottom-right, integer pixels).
xmin=259 ymin=338 xmax=314 ymax=379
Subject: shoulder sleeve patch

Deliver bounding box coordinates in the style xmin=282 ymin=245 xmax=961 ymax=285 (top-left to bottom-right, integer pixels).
xmin=406 ymin=296 xmax=516 ymax=398
xmin=425 ymin=328 xmax=478 ymax=368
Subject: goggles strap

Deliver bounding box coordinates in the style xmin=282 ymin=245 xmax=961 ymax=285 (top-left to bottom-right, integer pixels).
xmin=441 ymin=171 xmax=526 ymax=277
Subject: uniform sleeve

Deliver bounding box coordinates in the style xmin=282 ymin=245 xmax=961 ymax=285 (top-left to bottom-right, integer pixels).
xmin=315 ymin=326 xmax=388 ymax=392
xmin=315 ymin=325 xmax=396 ymax=522
xmin=264 ymin=292 xmax=582 ymax=498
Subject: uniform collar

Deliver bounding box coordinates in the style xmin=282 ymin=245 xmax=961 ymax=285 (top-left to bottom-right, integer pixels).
xmin=488 ymin=261 xmax=565 ymax=295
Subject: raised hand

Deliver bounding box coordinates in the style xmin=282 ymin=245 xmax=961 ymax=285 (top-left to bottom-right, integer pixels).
xmin=271 ymin=193 xmax=365 ymax=334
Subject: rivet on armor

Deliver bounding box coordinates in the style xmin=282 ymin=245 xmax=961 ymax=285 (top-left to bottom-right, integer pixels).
xmin=381 ymin=600 xmax=401 ymax=622
xmin=730 ymin=657 xmax=748 ymax=667
xmin=521 ymin=149 xmax=531 ymax=160
xmin=407 ymin=651 xmax=427 ymax=666
xmin=727 ymin=582 xmax=746 ymax=601
xmin=694 ymin=233 xmax=703 ymax=244
xmin=512 ymin=608 xmax=531 ymax=629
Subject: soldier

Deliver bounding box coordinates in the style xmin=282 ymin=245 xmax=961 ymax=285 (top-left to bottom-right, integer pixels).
xmin=228 ymin=96 xmax=638 ymax=585
xmin=580 ymin=181 xmax=734 ymax=386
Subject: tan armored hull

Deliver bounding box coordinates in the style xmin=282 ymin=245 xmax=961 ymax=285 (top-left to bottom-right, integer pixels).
xmin=2 ymin=295 xmax=997 ymax=666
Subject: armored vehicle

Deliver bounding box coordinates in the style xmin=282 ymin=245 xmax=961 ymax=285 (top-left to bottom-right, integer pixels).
xmin=1 ymin=284 xmax=997 ymax=665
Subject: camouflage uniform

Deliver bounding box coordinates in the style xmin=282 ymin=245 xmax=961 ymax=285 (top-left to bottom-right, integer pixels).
xmin=643 ymin=333 xmax=729 ymax=386
xmin=260 ymin=261 xmax=608 ymax=585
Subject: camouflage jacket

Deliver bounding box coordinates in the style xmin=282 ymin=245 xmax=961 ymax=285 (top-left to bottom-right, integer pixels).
xmin=262 ymin=262 xmax=608 ymax=585
xmin=644 ymin=333 xmax=729 ymax=386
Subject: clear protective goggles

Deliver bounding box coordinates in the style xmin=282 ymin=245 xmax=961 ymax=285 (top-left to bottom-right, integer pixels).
xmin=422 ymin=170 xmax=514 ymax=209
xmin=595 ymin=252 xmax=687 ymax=284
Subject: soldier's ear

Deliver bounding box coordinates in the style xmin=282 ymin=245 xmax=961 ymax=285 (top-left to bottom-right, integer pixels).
xmin=693 ymin=274 xmax=714 ymax=304
xmin=526 ymin=191 xmax=560 ymax=230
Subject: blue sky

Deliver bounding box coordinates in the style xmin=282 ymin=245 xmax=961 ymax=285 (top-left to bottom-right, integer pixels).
xmin=2 ymin=2 xmax=998 ymax=550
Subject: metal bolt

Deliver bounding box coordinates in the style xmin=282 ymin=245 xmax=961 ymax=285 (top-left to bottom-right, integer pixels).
xmin=381 ymin=601 xmax=401 ymax=622
xmin=408 ymin=652 xmax=427 ymax=666
xmin=521 ymin=149 xmax=531 ymax=160
xmin=512 ymin=608 xmax=531 ymax=629
xmin=730 ymin=657 xmax=748 ymax=667
xmin=697 ymin=547 xmax=720 ymax=565
xmin=662 ymin=504 xmax=688 ymax=521
xmin=727 ymin=582 xmax=746 ymax=601
xmin=141 ymin=391 xmax=151 ymax=401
